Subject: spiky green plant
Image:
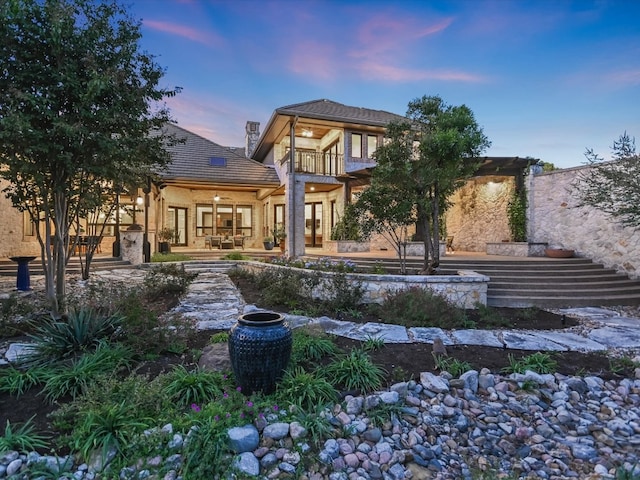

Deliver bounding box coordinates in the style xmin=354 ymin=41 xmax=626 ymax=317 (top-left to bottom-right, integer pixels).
xmin=276 ymin=366 xmax=337 ymax=411
xmin=163 ymin=366 xmax=226 ymax=408
xmin=322 ymin=348 xmax=386 ymax=393
xmin=0 ymin=417 xmax=49 ymax=453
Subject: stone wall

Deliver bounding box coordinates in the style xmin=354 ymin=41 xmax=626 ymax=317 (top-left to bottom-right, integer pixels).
xmin=486 ymin=242 xmax=548 ymax=257
xmin=445 ymin=176 xmax=514 ymax=252
xmin=239 ymin=262 xmax=489 ymax=308
xmin=0 ymin=179 xmax=41 ymax=257
xmin=529 ymin=166 xmax=640 ymax=279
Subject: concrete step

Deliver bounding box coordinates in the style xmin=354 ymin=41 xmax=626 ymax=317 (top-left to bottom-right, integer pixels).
xmin=488 ymin=294 xmax=640 ymax=308
xmin=0 ymin=257 xmax=131 ymax=276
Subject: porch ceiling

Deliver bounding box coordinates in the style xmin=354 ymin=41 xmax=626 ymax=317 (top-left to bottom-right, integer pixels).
xmin=475 ymin=157 xmax=539 ymax=177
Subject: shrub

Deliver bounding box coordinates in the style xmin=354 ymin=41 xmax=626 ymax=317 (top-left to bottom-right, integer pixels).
xmin=254 ymin=267 xmax=321 ymax=309
xmin=23 ymin=309 xmax=122 ymax=367
xmin=0 ymin=365 xmax=47 ymax=397
xmin=376 ymin=287 xmax=468 ymax=328
xmin=276 ymin=367 xmax=337 ymax=411
xmin=290 ymin=327 xmax=339 ymax=366
xmin=0 ymin=417 xmax=49 ymax=453
xmin=163 ymin=366 xmax=226 ymax=408
xmin=321 ymin=272 xmax=365 ymax=315
xmin=41 ymin=342 xmax=134 ymax=402
xmin=151 ymin=252 xmax=192 ymax=262
xmin=434 ymin=357 xmax=472 ymax=377
xmin=502 ymin=352 xmax=557 ymax=375
xmin=292 ymin=405 xmax=336 ymax=447
xmin=322 ymin=348 xmax=386 ymax=393
xmin=143 ymin=263 xmax=197 ymax=300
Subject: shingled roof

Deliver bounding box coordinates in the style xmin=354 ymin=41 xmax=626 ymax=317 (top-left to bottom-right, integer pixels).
xmin=158 ymin=123 xmax=280 ymax=187
xmin=275 ymin=99 xmax=405 ymax=127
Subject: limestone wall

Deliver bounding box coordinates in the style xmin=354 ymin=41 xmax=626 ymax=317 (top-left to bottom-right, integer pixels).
xmin=529 ymin=166 xmax=640 ymax=279
xmin=0 ymin=179 xmax=41 ymax=257
xmin=445 ymin=176 xmax=514 ymax=252
xmin=239 ymin=262 xmax=488 ymax=308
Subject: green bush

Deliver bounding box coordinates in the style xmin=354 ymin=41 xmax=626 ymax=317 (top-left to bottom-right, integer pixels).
xmin=254 ymin=267 xmax=321 ymax=309
xmin=290 ymin=327 xmax=339 ymax=366
xmin=23 ymin=309 xmax=122 ymax=367
xmin=375 ymin=287 xmax=468 ymax=328
xmin=0 ymin=416 xmax=49 ymax=453
xmin=322 ymin=348 xmax=386 ymax=393
xmin=143 ymin=263 xmax=197 ymax=300
xmin=276 ymin=367 xmax=337 ymax=411
xmin=0 ymin=366 xmax=47 ymax=397
xmin=163 ymin=366 xmax=227 ymax=408
xmin=151 ymin=253 xmax=192 ymax=262
xmin=321 ymin=272 xmax=365 ymax=315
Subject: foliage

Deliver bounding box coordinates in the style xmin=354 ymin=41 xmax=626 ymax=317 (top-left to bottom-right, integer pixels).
xmin=253 ymin=267 xmax=321 ymax=309
xmin=507 ymin=186 xmax=527 ymax=242
xmin=273 ymin=224 xmax=287 ymax=241
xmin=276 ymin=367 xmax=337 ymax=411
xmin=573 ymin=132 xmax=640 ymax=228
xmin=362 ymin=336 xmax=385 ymax=352
xmin=23 ymin=309 xmax=122 ymax=367
xmin=354 ymin=95 xmax=490 ymax=274
xmin=292 ymin=405 xmax=337 ymax=448
xmin=143 ymin=263 xmax=197 ymax=300
xmin=330 ymin=203 xmax=365 ymax=241
xmin=321 ymin=272 xmax=365 ymax=315
xmin=609 ymin=356 xmax=640 ymax=375
xmin=151 ymin=252 xmax=192 ymax=262
xmin=322 ymin=348 xmax=386 ymax=393
xmin=210 ymin=332 xmax=230 ymax=344
xmin=1 ymin=294 xmax=36 ymax=337
xmin=0 ymin=365 xmax=47 ymax=397
xmin=157 ymin=227 xmax=176 ymax=242
xmin=41 ymin=342 xmax=134 ymax=402
xmin=0 ymin=417 xmax=50 ymax=454
xmin=473 ymin=303 xmax=511 ymax=328
xmin=365 ymin=401 xmax=404 ymax=428
xmin=434 ymin=357 xmax=472 ymax=377
xmin=290 ymin=328 xmax=339 ymax=366
xmin=163 ymin=366 xmax=227 ymax=408
xmin=223 ymin=252 xmax=250 ymax=260
xmin=72 ymin=401 xmax=151 ymax=462
xmin=502 ymin=352 xmax=557 ymax=375
xmin=374 ymin=286 xmax=468 ymax=328
xmin=0 ymin=0 xmax=179 ymax=310
xmin=269 ymin=256 xmax=357 ymax=273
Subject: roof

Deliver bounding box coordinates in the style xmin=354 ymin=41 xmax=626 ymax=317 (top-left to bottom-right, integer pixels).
xmin=475 ymin=157 xmax=540 ymax=177
xmin=157 ymin=123 xmax=280 ymax=188
xmin=252 ymin=99 xmax=406 ymax=161
xmin=275 ymin=99 xmax=405 ymax=127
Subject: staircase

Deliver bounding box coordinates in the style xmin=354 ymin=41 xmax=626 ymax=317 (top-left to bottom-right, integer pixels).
xmin=307 ymin=255 xmax=640 ymax=308
xmin=0 ymin=256 xmax=132 ymax=277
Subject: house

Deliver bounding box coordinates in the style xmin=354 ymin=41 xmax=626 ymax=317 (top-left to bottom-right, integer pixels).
xmin=0 ymin=99 xmax=535 ymax=258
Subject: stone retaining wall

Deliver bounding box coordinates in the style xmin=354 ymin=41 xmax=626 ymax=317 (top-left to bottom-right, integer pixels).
xmin=529 ymin=166 xmax=640 ymax=279
xmin=323 ymin=240 xmax=370 ymax=253
xmin=239 ymin=262 xmax=489 ymax=308
xmin=486 ymin=242 xmax=548 ymax=257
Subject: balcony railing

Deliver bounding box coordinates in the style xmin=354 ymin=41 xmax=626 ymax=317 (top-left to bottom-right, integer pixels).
xmin=281 ymin=150 xmax=344 ymax=176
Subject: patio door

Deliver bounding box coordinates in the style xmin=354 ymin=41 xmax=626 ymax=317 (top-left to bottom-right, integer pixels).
xmin=167 ymin=207 xmax=187 ymax=246
xmin=305 ymin=202 xmax=323 ymax=247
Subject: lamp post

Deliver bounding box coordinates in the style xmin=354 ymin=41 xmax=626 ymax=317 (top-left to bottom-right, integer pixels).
xmin=143 ymin=178 xmax=151 ymax=263
xmin=113 ymin=190 xmax=121 ymax=257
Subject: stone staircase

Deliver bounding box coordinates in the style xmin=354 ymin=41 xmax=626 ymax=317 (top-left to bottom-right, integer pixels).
xmin=0 ymin=256 xmax=132 ymax=277
xmin=308 ymin=255 xmax=640 ymax=309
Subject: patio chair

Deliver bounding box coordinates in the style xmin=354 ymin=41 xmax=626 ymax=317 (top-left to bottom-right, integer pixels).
xmin=205 ymin=235 xmax=222 ymax=249
xmin=446 ymin=236 xmax=455 ymax=253
xmin=233 ymin=235 xmax=245 ymax=249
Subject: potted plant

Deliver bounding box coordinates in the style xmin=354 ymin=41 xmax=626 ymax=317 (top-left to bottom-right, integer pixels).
xmin=157 ymin=227 xmax=175 ymax=254
xmin=273 ymin=225 xmax=286 ymax=253
xmin=263 ymin=236 xmax=274 ymax=251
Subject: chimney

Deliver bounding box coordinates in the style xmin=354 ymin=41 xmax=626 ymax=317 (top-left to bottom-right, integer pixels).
xmin=245 ymin=121 xmax=260 ymax=158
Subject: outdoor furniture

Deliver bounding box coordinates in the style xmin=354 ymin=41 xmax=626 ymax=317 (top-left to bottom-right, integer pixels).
xmin=205 ymin=235 xmax=222 ymax=249
xmin=233 ymin=235 xmax=245 ymax=249
xmin=221 ymin=240 xmax=233 ymax=249
xmin=446 ymin=236 xmax=455 ymax=253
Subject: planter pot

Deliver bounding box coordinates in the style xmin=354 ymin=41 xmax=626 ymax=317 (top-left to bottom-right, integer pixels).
xmin=158 ymin=241 xmax=171 ymax=254
xmin=263 ymin=241 xmax=274 ymax=251
xmin=279 ymin=239 xmax=286 ymax=253
xmin=545 ymin=248 xmax=574 ymax=258
xmin=228 ymin=311 xmax=292 ymax=394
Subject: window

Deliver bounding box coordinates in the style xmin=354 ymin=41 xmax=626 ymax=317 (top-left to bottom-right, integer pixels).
xmin=196 ymin=204 xmax=214 ymax=236
xmin=235 ymin=205 xmax=252 ymax=237
xmin=351 ymin=133 xmax=362 ymax=158
xmin=367 ymin=135 xmax=378 ymax=158
xmin=23 ymin=211 xmax=35 ymax=236
xmin=216 ymin=205 xmax=233 ymax=235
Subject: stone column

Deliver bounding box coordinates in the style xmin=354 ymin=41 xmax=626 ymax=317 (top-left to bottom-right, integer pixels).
xmin=285 ymin=176 xmax=306 ymax=257
xmin=121 ymin=224 xmax=144 ymax=265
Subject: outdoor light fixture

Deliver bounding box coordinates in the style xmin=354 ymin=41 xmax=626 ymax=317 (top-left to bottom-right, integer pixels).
xmin=214 ymin=193 xmax=220 ymax=202
xmin=302 ymin=129 xmax=313 ymax=138
xmin=136 ymin=196 xmax=144 ymax=205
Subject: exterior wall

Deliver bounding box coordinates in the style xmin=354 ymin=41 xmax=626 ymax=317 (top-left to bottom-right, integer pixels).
xmin=0 ymin=180 xmax=40 ymax=257
xmin=445 ymin=176 xmax=514 ymax=252
xmin=486 ymin=242 xmax=548 ymax=257
xmin=529 ymin=166 xmax=640 ymax=279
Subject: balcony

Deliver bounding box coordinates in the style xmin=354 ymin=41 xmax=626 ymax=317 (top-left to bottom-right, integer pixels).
xmin=281 ymin=150 xmax=344 ymax=176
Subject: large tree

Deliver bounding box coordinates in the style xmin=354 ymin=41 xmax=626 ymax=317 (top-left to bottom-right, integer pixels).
xmin=0 ymin=0 xmax=179 ymax=314
xmin=573 ymin=132 xmax=640 ymax=228
xmin=356 ymin=95 xmax=490 ymax=274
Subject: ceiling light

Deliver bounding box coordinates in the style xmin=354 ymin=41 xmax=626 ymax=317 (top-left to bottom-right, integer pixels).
xmin=302 ymin=129 xmax=313 ymax=138
xmin=214 ymin=193 xmax=220 ymax=202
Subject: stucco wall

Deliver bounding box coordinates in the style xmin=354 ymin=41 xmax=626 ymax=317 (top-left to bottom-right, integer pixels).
xmin=529 ymin=166 xmax=640 ymax=279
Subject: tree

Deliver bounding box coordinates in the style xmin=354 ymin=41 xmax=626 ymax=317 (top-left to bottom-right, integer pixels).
xmin=356 ymin=95 xmax=490 ymax=274
xmin=0 ymin=0 xmax=179 ymax=314
xmin=573 ymin=132 xmax=640 ymax=228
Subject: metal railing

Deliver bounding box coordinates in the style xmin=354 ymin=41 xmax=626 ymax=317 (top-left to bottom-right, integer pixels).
xmin=281 ymin=150 xmax=344 ymax=176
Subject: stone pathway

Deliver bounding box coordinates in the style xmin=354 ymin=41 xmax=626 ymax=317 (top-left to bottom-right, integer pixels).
xmin=2 ymin=268 xmax=640 ymax=365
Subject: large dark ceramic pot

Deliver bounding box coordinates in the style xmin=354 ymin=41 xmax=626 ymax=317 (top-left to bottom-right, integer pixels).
xmin=228 ymin=311 xmax=292 ymax=394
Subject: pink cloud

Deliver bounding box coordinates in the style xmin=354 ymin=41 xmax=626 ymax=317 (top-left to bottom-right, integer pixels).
xmin=605 ymin=69 xmax=640 ymax=87
xmin=288 ymin=41 xmax=339 ymax=81
xmin=357 ymin=61 xmax=487 ymax=83
xmin=144 ymin=20 xmax=224 ymax=48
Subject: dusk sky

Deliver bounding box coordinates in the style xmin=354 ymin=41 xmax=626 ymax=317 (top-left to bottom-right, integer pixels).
xmin=130 ymin=0 xmax=640 ymax=169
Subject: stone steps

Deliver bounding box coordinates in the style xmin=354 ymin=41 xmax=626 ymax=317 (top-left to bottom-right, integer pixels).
xmin=0 ymin=256 xmax=132 ymax=276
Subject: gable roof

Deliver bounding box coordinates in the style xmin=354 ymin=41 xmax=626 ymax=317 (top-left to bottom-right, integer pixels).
xmin=158 ymin=123 xmax=280 ymax=188
xmin=252 ymin=99 xmax=406 ymax=161
xmin=275 ymin=99 xmax=405 ymax=127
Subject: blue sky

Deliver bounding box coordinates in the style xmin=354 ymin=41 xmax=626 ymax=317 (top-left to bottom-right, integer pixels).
xmin=130 ymin=0 xmax=640 ymax=168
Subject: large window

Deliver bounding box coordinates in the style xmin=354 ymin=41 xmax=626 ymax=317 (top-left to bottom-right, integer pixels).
xmin=235 ymin=206 xmax=252 ymax=237
xmin=196 ymin=204 xmax=214 ymax=236
xmin=351 ymin=133 xmax=362 ymax=158
xmin=216 ymin=205 xmax=233 ymax=236
xmin=367 ymin=135 xmax=378 ymax=158
xmin=195 ymin=204 xmax=253 ymax=237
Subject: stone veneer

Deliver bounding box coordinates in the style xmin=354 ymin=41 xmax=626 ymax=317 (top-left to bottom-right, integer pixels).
xmin=323 ymin=240 xmax=371 ymax=253
xmin=486 ymin=242 xmax=548 ymax=257
xmin=239 ymin=262 xmax=489 ymax=309
xmin=529 ymin=165 xmax=640 ymax=279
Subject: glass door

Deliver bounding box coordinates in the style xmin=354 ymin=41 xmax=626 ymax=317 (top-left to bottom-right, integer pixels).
xmin=167 ymin=207 xmax=188 ymax=246
xmin=304 ymin=202 xmax=323 ymax=247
